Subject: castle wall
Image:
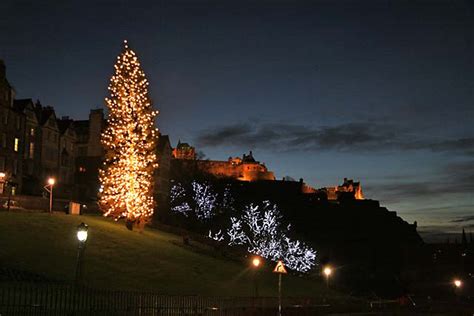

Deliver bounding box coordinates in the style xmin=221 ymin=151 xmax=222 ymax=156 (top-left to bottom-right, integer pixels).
xmin=195 ymin=160 xmax=275 ymax=181
xmin=196 ymin=160 xmax=242 ymax=179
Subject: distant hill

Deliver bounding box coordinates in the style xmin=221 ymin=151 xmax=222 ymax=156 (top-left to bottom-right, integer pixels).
xmin=164 ymin=177 xmax=423 ymax=297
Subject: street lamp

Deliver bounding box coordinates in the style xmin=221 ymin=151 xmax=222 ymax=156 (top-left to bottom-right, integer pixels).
xmin=323 ymin=266 xmax=332 ymax=288
xmin=44 ymin=177 xmax=56 ymax=213
xmin=251 ymin=256 xmax=262 ymax=297
xmin=252 ymin=257 xmax=261 ymax=268
xmin=77 ymin=223 xmax=88 ymax=242
xmin=453 ymin=279 xmax=462 ymax=288
xmin=75 ymin=223 xmax=88 ymax=285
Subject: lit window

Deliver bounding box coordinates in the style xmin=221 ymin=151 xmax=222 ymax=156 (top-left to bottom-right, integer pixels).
xmin=14 ymin=138 xmax=19 ymax=152
xmin=11 ymin=186 xmax=16 ymax=196
xmin=79 ymin=166 xmax=86 ymax=173
xmin=29 ymin=142 xmax=34 ymax=159
xmin=30 ymin=128 xmax=35 ymax=136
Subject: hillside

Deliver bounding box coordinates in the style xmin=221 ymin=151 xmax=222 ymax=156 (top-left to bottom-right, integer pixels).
xmin=0 ymin=211 xmax=330 ymax=297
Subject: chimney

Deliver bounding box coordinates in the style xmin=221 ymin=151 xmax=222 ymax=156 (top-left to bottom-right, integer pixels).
xmin=0 ymin=60 xmax=5 ymax=81
xmin=87 ymin=108 xmax=105 ymax=156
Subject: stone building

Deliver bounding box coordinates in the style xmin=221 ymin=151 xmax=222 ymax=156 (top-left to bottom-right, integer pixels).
xmin=57 ymin=117 xmax=77 ymax=192
xmin=0 ymin=60 xmax=24 ymax=195
xmin=34 ymin=105 xmax=60 ymax=182
xmin=74 ymin=109 xmax=105 ymax=201
xmin=196 ymin=151 xmax=276 ymax=182
xmin=13 ymin=99 xmax=40 ymax=194
xmin=324 ymin=178 xmax=365 ymax=200
xmin=155 ymin=134 xmax=172 ymax=213
xmin=172 ymin=141 xmax=196 ymax=160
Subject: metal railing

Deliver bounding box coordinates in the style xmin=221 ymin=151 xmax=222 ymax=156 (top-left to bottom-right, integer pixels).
xmin=0 ymin=283 xmax=330 ymax=315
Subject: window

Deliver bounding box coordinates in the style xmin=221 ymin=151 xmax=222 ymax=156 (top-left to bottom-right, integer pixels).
xmin=78 ymin=146 xmax=87 ymax=156
xmin=1 ymin=133 xmax=6 ymax=148
xmin=30 ymin=128 xmax=35 ymax=137
xmin=11 ymin=186 xmax=16 ymax=196
xmin=14 ymin=138 xmax=19 ymax=152
xmin=79 ymin=166 xmax=86 ymax=173
xmin=16 ymin=117 xmax=20 ymax=130
xmin=13 ymin=160 xmax=18 ymax=175
xmin=29 ymin=142 xmax=34 ymax=159
xmin=2 ymin=110 xmax=7 ymax=125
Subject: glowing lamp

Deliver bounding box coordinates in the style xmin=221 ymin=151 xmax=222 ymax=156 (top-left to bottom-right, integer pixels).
xmin=77 ymin=223 xmax=88 ymax=242
xmin=47 ymin=177 xmax=56 ymax=186
xmin=252 ymin=257 xmax=261 ymax=268
xmin=0 ymin=172 xmax=5 ymax=179
xmin=323 ymin=266 xmax=332 ymax=277
xmin=454 ymin=279 xmax=462 ymax=288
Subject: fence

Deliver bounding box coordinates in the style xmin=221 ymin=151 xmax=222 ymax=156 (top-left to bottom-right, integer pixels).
xmin=0 ymin=283 xmax=331 ymax=316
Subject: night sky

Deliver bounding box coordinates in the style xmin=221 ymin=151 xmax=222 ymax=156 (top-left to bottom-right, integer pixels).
xmin=1 ymin=0 xmax=473 ymax=241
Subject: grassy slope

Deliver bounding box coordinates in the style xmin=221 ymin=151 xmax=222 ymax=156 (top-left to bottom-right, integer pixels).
xmin=0 ymin=211 xmax=330 ymax=297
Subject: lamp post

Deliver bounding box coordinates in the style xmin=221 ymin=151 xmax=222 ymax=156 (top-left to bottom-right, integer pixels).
xmin=323 ymin=266 xmax=332 ymax=288
xmin=453 ymin=278 xmax=463 ymax=302
xmin=251 ymin=256 xmax=262 ymax=297
xmin=273 ymin=260 xmax=287 ymax=316
xmin=75 ymin=223 xmax=88 ymax=286
xmin=44 ymin=177 xmax=55 ymax=213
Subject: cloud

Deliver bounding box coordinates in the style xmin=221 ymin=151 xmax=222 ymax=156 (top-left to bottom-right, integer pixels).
xmin=365 ymin=160 xmax=474 ymax=204
xmin=417 ymin=227 xmax=466 ymax=243
xmin=451 ymin=216 xmax=474 ymax=223
xmin=195 ymin=121 xmax=474 ymax=156
xmin=425 ymin=138 xmax=474 ymax=155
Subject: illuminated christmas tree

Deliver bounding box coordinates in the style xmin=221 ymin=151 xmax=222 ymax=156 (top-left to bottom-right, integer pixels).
xmin=99 ymin=40 xmax=158 ymax=227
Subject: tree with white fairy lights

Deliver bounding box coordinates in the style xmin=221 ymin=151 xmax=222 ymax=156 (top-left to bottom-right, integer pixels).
xmin=99 ymin=40 xmax=159 ymax=228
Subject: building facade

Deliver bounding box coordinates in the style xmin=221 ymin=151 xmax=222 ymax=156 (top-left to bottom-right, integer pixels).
xmin=0 ymin=60 xmax=23 ymax=195
xmin=74 ymin=109 xmax=105 ymax=201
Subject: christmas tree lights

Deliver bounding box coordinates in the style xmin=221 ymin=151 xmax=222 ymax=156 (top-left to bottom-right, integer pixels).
xmin=99 ymin=40 xmax=158 ymax=224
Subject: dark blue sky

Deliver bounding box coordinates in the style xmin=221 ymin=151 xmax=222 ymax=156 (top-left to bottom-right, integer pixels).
xmin=1 ymin=0 xmax=473 ymax=241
